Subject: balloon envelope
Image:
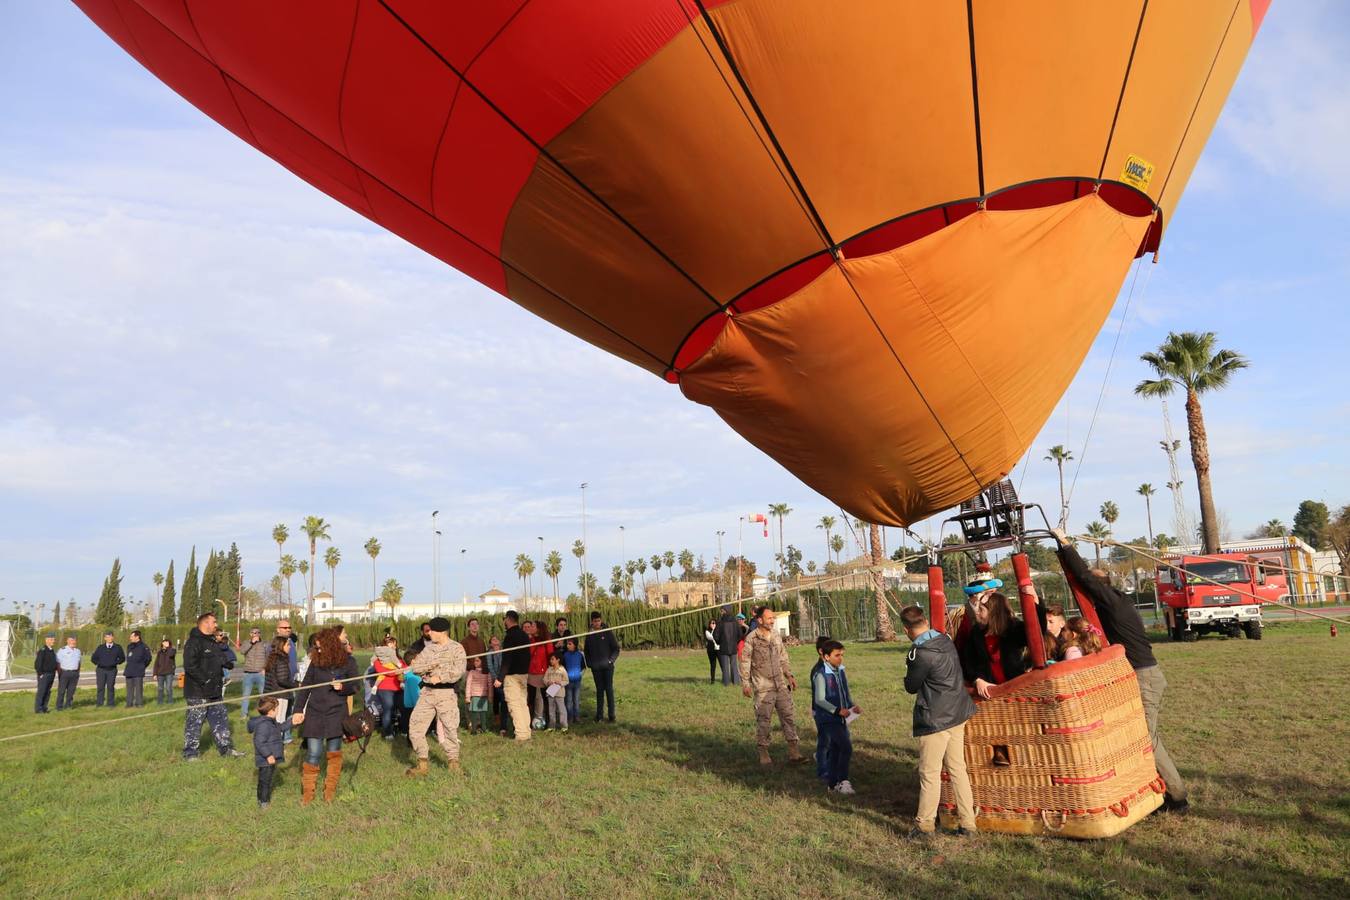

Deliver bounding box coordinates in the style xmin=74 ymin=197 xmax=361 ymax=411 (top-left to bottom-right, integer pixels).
xmin=73 ymin=0 xmax=1269 ymax=524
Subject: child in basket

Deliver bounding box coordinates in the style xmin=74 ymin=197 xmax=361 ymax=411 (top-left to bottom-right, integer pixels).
xmin=810 ymin=637 xmax=860 ymax=795
xmin=464 ymin=656 xmax=493 ymax=734
xmin=543 ymin=654 xmax=570 ymax=732
xmin=1058 ymin=616 xmax=1105 ymax=661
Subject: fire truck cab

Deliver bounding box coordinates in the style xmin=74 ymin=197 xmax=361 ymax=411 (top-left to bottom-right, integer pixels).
xmin=1156 ymin=553 xmax=1284 ymax=641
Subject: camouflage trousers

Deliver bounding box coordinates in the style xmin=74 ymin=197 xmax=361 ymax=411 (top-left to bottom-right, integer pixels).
xmin=183 ymin=697 xmax=234 ymax=758
xmin=753 ymin=687 xmax=799 ymax=749
xmin=409 ymin=688 xmax=461 ymax=761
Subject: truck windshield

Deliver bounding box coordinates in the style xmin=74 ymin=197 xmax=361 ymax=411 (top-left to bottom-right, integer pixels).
xmin=1185 ymin=561 xmax=1247 ymax=584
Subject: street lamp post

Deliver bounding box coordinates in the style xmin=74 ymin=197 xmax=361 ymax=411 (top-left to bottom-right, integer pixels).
xmin=459 ymin=548 xmax=467 ymax=614
xmin=737 ymin=516 xmax=745 ymax=602
xmin=580 ymin=483 xmax=590 ymax=607
xmin=619 ymin=525 xmax=626 ymax=567
xmin=537 ymin=536 xmax=545 ymax=610
xmin=432 ymin=510 xmax=440 ymax=617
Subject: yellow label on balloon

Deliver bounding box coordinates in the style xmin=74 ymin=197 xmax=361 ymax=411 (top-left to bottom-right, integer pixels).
xmin=1121 ymin=155 xmax=1155 ymax=190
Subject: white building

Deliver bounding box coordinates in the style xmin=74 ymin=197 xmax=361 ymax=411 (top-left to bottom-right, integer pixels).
xmin=313 ymin=591 xmax=374 ymax=624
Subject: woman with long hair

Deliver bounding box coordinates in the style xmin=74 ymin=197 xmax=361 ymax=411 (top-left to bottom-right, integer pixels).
xmin=292 ymin=627 xmax=358 ymax=805
xmin=263 ymin=635 xmax=297 ymax=739
xmin=527 ymin=620 xmax=552 ymax=728
xmin=958 ymin=591 xmax=1030 ymax=700
xmin=153 ymin=638 xmax=176 ymax=705
xmin=703 ymin=619 xmax=719 ymax=685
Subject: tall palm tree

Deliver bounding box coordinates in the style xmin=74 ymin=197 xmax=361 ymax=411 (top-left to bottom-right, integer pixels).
xmin=1044 ymin=445 xmax=1074 ymax=528
xmin=279 ymin=554 xmax=298 ymax=604
xmin=364 ymin=537 xmax=381 ymax=605
xmin=662 ymin=550 xmax=676 ymax=580
xmin=152 ymin=571 xmax=164 ymax=608
xmin=571 ymin=540 xmax=587 ymax=603
xmin=649 ymin=553 xmax=663 ymax=585
xmin=1099 ymin=501 xmax=1119 ymax=535
xmin=380 ymin=578 xmax=404 ymax=620
xmin=545 ymin=550 xmax=563 ymax=602
xmin=1084 ymin=521 xmax=1111 ymax=568
xmin=323 ymin=546 xmax=341 ymax=599
xmin=635 ymin=556 xmax=648 ymax=592
xmin=678 ymin=549 xmax=694 ymax=580
xmin=1137 ymin=484 xmax=1157 ymax=547
xmin=272 ymin=523 xmax=288 ymax=581
xmin=870 ymin=523 xmax=896 ymax=641
xmin=1135 ymin=331 xmax=1249 ymax=554
xmin=513 ymin=554 xmax=534 ymax=600
xmin=817 ymin=515 xmax=836 ymax=565
xmin=768 ymin=503 xmax=792 ymax=566
xmin=830 ymin=534 xmax=845 ymax=564
xmin=297 ymin=560 xmax=309 ymax=612
xmin=299 ymin=516 xmax=331 ymax=625
xmin=624 ymin=560 xmax=638 ymax=599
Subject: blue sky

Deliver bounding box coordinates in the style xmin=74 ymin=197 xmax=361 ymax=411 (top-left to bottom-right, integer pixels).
xmin=2 ymin=2 xmax=1347 ymax=615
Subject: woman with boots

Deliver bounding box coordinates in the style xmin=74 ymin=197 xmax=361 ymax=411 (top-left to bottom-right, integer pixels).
xmin=292 ymin=627 xmax=358 ymax=806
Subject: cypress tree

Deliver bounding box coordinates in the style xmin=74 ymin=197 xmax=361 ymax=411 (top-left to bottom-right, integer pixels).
xmin=179 ymin=547 xmax=199 ymax=622
xmin=222 ymin=543 xmax=242 ymax=619
xmin=159 ymin=560 xmax=177 ymax=625
xmin=200 ymin=550 xmax=220 ymax=616
xmin=64 ymin=600 xmax=78 ymax=629
xmin=94 ymin=558 xmax=125 ymax=628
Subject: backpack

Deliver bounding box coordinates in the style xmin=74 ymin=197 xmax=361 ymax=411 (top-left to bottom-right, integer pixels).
xmin=341 ymin=708 xmax=377 ymax=742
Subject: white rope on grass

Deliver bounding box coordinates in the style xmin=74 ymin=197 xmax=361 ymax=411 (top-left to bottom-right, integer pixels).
xmin=0 ymin=573 xmax=866 ymax=746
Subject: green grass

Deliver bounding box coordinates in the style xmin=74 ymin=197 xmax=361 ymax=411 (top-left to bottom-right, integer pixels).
xmin=1 ymin=623 xmax=1347 ymax=899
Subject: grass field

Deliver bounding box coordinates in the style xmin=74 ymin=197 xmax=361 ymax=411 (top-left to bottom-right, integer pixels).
xmin=1 ymin=623 xmax=1347 ymax=899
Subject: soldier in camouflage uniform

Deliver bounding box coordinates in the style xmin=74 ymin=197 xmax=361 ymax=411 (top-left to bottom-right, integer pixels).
xmin=405 ymin=617 xmax=467 ymax=777
xmin=739 ymin=608 xmax=805 ymax=766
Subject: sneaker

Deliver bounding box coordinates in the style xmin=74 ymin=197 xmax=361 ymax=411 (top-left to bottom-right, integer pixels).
xmin=183 ymin=755 xmax=202 ymax=763
xmin=223 ymin=749 xmax=245 ymax=758
xmin=953 ymin=826 xmax=977 ymax=837
xmin=831 ymin=780 xmax=856 ymax=795
xmin=906 ymin=826 xmax=935 ymax=841
xmin=258 ymin=802 xmax=270 ymax=810
xmin=562 ymin=727 xmax=569 ymax=733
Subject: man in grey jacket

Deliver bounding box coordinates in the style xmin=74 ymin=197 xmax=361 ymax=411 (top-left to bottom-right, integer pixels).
xmin=237 ymin=628 xmax=269 ymax=719
xmin=902 ymin=605 xmax=978 ymax=837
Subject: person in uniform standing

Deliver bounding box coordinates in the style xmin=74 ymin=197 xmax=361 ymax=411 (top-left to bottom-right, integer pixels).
xmin=405 ymin=616 xmax=467 ymax=777
xmin=55 ymin=636 xmax=82 ymax=711
xmin=91 ymin=630 xmax=125 ymax=707
xmin=739 ymin=608 xmax=805 ymax=766
xmin=123 ymin=631 xmax=152 ymax=707
xmin=34 ymin=635 xmax=58 ymax=713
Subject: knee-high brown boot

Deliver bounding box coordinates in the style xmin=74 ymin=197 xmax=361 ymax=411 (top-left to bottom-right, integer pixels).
xmin=300 ymin=763 xmax=319 ymax=806
xmin=323 ymin=750 xmax=343 ymax=802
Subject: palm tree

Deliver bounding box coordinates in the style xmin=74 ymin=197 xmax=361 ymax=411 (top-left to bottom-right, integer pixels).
xmin=299 ymin=516 xmax=331 ymax=625
xmin=1100 ymin=501 xmax=1119 ymax=535
xmin=817 ymin=515 xmax=836 ymax=565
xmin=768 ymin=503 xmax=793 ymax=566
xmin=279 ymin=554 xmax=298 ymax=604
xmin=297 ymin=560 xmax=309 ymax=609
xmin=1135 ymin=331 xmax=1249 ymax=554
xmin=571 ymin=540 xmax=586 ymax=603
xmin=323 ymin=546 xmax=341 ymax=599
xmin=379 ymin=578 xmax=404 ymax=620
xmin=649 ymin=553 xmax=663 ymax=586
xmin=1045 ymin=445 xmax=1074 ymax=527
xmin=663 ymin=550 xmax=676 ymax=580
xmin=678 ymin=549 xmax=695 ymax=580
xmin=545 ymin=550 xmax=563 ymax=602
xmin=624 ymin=560 xmax=638 ymax=599
xmin=635 ymin=556 xmax=648 ymax=592
xmin=513 ymin=554 xmax=533 ymax=600
xmin=830 ymin=533 xmax=845 ymax=564
xmin=1137 ymin=484 xmax=1157 ymax=547
xmin=272 ymin=523 xmax=288 ymax=580
xmin=364 ymin=537 xmax=381 ymax=605
xmin=1261 ymin=519 xmax=1287 ymax=538
xmin=870 ymin=523 xmax=896 ymax=641
xmin=1084 ymin=521 xmax=1111 ymax=567
xmin=152 ymin=571 xmax=164 ymax=608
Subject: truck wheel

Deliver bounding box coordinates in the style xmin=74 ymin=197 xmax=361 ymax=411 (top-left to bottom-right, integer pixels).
xmin=1244 ymin=621 xmax=1263 ymax=641
xmin=1181 ymin=629 xmax=1199 ymax=643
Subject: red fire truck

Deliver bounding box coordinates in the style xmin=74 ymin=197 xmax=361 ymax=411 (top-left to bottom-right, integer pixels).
xmin=1156 ymin=552 xmax=1287 ymax=641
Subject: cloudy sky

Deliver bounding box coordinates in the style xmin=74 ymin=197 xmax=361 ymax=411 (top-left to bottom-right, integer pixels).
xmin=2 ymin=2 xmax=1347 ymax=614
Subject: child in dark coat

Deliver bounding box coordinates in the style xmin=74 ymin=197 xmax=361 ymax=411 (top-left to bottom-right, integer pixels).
xmin=248 ymin=697 xmax=285 ymax=809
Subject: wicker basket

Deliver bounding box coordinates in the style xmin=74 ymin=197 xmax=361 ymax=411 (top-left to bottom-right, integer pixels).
xmin=938 ymin=644 xmax=1164 ymax=839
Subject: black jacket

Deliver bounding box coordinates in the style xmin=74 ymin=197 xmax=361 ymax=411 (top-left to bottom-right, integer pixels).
xmin=501 ymin=625 xmax=531 ymax=676
xmin=905 ymin=632 xmax=978 ymax=737
xmin=91 ymin=643 xmax=126 ymax=669
xmin=1057 ymin=543 xmax=1157 ymax=670
xmin=123 ymin=642 xmax=152 ymax=678
xmin=248 ymin=715 xmax=285 ymax=767
xmin=182 ymin=628 xmax=227 ymax=700
xmin=959 ymin=617 xmax=1030 ymax=686
xmin=264 ymin=650 xmax=296 ymax=694
xmin=294 ymin=656 xmax=358 ymax=740
xmin=583 ymin=627 xmax=621 ymax=669
xmin=713 ymin=614 xmax=742 ymax=655
xmin=35 ymin=646 xmax=58 ymax=675
xmin=152 ymin=647 xmax=176 ymax=677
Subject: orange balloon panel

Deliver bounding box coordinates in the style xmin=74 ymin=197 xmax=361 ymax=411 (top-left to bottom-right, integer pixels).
xmin=72 ymin=0 xmax=1266 ymax=524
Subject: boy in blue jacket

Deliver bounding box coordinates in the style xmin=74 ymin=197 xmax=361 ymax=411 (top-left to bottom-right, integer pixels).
xmin=902 ymin=605 xmax=978 ymax=838
xmin=810 ymin=637 xmax=861 ymax=795
xmin=248 ymin=697 xmax=285 ymax=809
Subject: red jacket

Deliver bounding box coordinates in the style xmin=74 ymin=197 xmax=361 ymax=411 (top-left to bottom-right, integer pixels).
xmin=374 ymin=658 xmax=405 ymax=692
xmin=528 ymin=641 xmax=550 ymax=676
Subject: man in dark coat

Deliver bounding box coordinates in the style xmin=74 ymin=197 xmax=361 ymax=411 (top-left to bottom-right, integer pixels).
xmin=713 ymin=608 xmax=743 ymax=687
xmin=583 ymin=611 xmax=621 ymax=722
xmin=90 ymin=631 xmax=125 ymax=707
xmin=34 ymin=635 xmax=58 ymax=714
xmin=122 ymin=630 xmax=153 ymax=707
xmin=498 ymin=611 xmax=532 ymax=741
xmin=902 ymin=605 xmax=978 ymax=837
xmin=181 ymin=612 xmax=243 ymax=761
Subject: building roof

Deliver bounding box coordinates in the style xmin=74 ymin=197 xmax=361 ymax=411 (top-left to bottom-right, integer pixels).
xmin=480 ymin=587 xmax=510 ymax=598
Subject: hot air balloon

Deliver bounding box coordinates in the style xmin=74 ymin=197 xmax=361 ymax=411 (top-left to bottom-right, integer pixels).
xmin=72 ymin=0 xmax=1269 ymax=525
